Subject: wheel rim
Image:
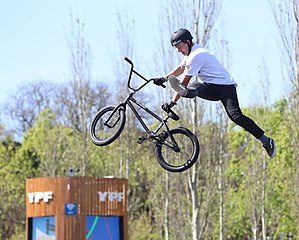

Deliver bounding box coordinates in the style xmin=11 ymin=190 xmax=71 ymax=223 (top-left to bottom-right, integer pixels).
xmin=94 ymin=109 xmax=122 ymax=142
xmin=160 ymin=132 xmax=195 ymax=168
xmin=155 ymin=127 xmax=200 ymax=172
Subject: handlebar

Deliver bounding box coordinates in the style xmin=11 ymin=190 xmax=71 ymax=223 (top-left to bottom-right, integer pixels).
xmin=124 ymin=57 xmax=179 ymax=121
xmin=124 ymin=57 xmax=133 ymax=66
xmin=124 ymin=57 xmax=150 ymax=92
xmin=124 ymin=56 xmax=166 ymax=90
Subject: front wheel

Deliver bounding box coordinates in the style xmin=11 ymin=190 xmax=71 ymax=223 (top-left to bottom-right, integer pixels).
xmin=155 ymin=127 xmax=200 ymax=172
xmin=89 ymin=106 xmax=126 ymax=146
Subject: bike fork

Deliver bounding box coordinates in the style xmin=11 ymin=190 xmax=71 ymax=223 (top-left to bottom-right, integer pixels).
xmin=158 ymin=122 xmax=180 ymax=152
xmin=105 ymin=105 xmax=125 ymax=128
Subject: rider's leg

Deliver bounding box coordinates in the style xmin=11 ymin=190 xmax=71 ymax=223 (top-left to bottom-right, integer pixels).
xmin=216 ymin=84 xmax=276 ymax=158
xmin=184 ymin=82 xmax=265 ymax=139
xmin=216 ymin=84 xmax=265 ymax=139
xmin=184 ymin=82 xmax=220 ymax=101
xmin=168 ymin=76 xmax=218 ymax=100
xmin=176 ymin=81 xmax=276 ymax=157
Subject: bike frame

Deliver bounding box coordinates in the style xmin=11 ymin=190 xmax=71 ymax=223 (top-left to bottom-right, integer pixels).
xmin=106 ymin=57 xmax=175 ymax=143
xmin=89 ymin=57 xmax=200 ymax=172
xmin=120 ymin=93 xmax=168 ymax=136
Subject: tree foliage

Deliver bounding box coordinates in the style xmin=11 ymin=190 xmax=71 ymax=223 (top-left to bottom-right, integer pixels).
xmin=0 ymin=0 xmax=298 ymax=238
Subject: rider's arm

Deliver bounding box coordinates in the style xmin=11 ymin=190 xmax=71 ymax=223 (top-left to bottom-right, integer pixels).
xmin=172 ymin=93 xmax=182 ymax=103
xmin=171 ymin=75 xmax=192 ymax=103
xmin=165 ymin=65 xmax=185 ymax=77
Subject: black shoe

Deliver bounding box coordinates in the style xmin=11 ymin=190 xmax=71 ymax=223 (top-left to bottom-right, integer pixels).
xmin=263 ymin=138 xmax=276 ymax=158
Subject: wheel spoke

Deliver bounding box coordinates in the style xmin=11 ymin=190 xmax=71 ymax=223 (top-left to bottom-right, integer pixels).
xmin=155 ymin=127 xmax=199 ymax=172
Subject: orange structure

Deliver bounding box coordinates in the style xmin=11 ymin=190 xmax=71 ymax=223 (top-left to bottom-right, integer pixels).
xmin=26 ymin=176 xmax=128 ymax=240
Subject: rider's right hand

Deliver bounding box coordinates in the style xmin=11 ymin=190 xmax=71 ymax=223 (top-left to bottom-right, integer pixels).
xmin=162 ymin=101 xmax=176 ymax=112
xmin=152 ymin=77 xmax=166 ymax=86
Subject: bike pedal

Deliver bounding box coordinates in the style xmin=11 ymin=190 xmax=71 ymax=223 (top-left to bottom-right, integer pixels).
xmin=137 ymin=136 xmax=146 ymax=144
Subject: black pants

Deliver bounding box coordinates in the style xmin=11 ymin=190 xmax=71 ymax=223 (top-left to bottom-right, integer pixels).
xmin=185 ymin=82 xmax=264 ymax=139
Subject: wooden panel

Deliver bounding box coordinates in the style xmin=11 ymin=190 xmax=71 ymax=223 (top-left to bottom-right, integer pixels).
xmin=26 ymin=177 xmax=128 ymax=217
xmin=26 ymin=177 xmax=57 ymax=216
xmin=26 ymin=176 xmax=128 ymax=240
xmin=56 ymin=215 xmax=85 ymax=240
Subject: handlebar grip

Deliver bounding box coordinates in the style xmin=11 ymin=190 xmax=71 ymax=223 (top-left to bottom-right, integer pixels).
xmin=124 ymin=57 xmax=133 ymax=65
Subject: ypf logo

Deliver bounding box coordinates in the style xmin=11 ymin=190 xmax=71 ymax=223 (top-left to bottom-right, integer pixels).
xmin=98 ymin=191 xmax=124 ymax=202
xmin=27 ymin=191 xmax=53 ymax=204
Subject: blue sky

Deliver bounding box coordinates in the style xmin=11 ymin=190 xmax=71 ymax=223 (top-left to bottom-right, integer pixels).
xmin=0 ymin=0 xmax=284 ymax=107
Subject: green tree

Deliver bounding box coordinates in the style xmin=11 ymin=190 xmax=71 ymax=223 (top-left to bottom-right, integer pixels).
xmin=224 ymin=100 xmax=297 ymax=238
xmin=0 ymin=125 xmax=29 ymax=239
xmin=271 ymin=0 xmax=299 ymax=234
xmin=21 ymin=109 xmax=82 ymax=176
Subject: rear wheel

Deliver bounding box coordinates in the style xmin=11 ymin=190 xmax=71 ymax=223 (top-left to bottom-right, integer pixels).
xmin=155 ymin=127 xmax=200 ymax=172
xmin=89 ymin=106 xmax=126 ymax=146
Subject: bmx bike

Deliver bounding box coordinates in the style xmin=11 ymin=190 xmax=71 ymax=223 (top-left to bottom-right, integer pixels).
xmin=89 ymin=57 xmax=200 ymax=172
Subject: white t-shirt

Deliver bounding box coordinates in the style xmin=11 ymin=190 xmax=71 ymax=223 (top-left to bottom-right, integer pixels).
xmin=181 ymin=44 xmax=237 ymax=85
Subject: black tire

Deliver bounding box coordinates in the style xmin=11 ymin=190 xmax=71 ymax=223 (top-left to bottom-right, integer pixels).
xmin=89 ymin=106 xmax=126 ymax=146
xmin=155 ymin=127 xmax=200 ymax=172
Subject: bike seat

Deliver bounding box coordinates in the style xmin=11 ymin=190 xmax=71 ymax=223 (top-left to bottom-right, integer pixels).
xmin=168 ymin=109 xmax=179 ymax=121
xmin=161 ymin=104 xmax=180 ymax=121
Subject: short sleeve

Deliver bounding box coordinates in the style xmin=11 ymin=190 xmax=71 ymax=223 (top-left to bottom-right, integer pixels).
xmin=184 ymin=53 xmax=205 ymax=76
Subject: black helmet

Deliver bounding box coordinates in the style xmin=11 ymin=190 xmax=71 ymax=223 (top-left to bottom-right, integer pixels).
xmin=170 ymin=28 xmax=193 ymax=46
